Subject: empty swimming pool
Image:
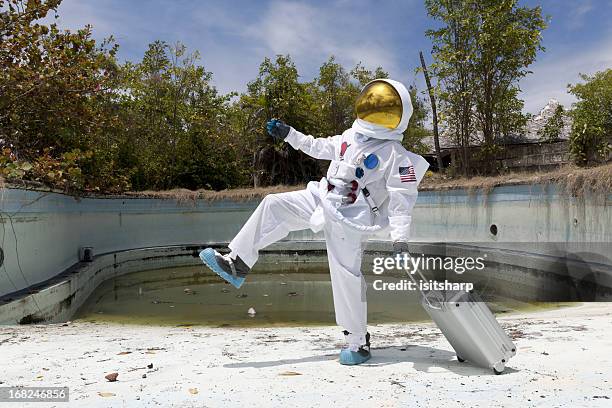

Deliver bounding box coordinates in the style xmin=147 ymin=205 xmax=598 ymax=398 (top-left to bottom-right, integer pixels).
xmin=74 ymin=265 xmax=573 ymax=327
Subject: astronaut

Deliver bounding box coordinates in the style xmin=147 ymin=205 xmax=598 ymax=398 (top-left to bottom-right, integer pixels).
xmin=200 ymin=79 xmax=429 ymax=365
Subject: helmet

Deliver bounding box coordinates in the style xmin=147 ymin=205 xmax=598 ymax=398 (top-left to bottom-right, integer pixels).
xmin=355 ymin=80 xmax=403 ymax=130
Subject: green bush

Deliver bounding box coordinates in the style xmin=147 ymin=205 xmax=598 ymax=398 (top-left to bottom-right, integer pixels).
xmin=569 ymin=69 xmax=612 ymax=164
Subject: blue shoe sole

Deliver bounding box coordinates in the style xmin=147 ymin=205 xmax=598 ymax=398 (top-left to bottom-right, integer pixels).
xmin=199 ymin=248 xmax=245 ymax=289
xmin=339 ymin=349 xmax=371 ymax=365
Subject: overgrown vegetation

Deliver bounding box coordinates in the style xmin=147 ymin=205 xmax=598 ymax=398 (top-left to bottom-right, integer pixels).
xmin=0 ymin=0 xmax=431 ymax=192
xmin=1 ymin=0 xmax=609 ymax=193
xmin=568 ymin=69 xmax=612 ymax=165
xmin=0 ymin=0 xmax=126 ymax=191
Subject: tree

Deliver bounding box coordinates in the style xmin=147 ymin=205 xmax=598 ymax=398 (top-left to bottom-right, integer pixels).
xmin=402 ymin=86 xmax=431 ymax=155
xmin=0 ymin=0 xmax=119 ymax=152
xmin=425 ymin=0 xmax=547 ymax=174
xmin=425 ymin=0 xmax=478 ymax=174
xmin=239 ymin=55 xmax=320 ymax=187
xmin=471 ymin=1 xmax=546 ymax=146
xmin=538 ymin=104 xmax=565 ymax=142
xmin=116 ymin=41 xmax=241 ymax=190
xmin=568 ymin=69 xmax=612 ymax=165
xmin=0 ymin=0 xmax=127 ymax=191
xmin=350 ymin=62 xmax=389 ymax=88
xmin=315 ymin=56 xmax=358 ymax=136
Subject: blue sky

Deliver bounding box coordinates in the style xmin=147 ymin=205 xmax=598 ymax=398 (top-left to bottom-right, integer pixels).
xmin=52 ymin=0 xmax=612 ymax=113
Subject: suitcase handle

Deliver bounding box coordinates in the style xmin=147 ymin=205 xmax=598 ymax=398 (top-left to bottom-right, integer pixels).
xmin=403 ymin=266 xmax=443 ymax=310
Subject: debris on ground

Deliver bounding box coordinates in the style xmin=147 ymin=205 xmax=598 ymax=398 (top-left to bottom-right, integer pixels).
xmin=104 ymin=372 xmax=118 ymax=382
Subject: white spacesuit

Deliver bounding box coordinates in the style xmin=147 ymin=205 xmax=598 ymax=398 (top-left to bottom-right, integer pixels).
xmin=201 ymin=79 xmax=429 ymax=365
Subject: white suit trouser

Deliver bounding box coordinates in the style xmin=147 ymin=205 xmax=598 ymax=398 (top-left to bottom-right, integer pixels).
xmin=228 ymin=187 xmax=368 ymax=346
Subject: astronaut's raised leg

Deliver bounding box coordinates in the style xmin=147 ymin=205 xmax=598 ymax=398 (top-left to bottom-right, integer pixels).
xmin=228 ymin=189 xmax=317 ymax=267
xmin=200 ymin=189 xmax=317 ymax=288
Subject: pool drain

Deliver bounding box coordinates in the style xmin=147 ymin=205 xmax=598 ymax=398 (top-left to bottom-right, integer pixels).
xmin=489 ymin=224 xmax=498 ymax=236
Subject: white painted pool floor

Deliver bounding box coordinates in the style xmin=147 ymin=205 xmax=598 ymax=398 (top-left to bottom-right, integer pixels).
xmin=1 ymin=303 xmax=611 ymax=407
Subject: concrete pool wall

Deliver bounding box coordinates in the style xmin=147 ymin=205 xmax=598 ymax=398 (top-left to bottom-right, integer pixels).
xmin=0 ymin=184 xmax=610 ymax=324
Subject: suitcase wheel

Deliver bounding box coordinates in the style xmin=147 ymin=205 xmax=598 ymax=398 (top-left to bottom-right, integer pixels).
xmin=492 ymin=361 xmax=506 ymax=375
xmin=457 ymin=356 xmax=466 ymax=363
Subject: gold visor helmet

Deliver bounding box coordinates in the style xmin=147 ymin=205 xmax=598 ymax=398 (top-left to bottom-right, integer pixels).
xmin=355 ymin=80 xmax=403 ymax=129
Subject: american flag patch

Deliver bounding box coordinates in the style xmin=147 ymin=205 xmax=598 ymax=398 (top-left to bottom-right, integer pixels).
xmin=399 ymin=166 xmax=417 ymax=182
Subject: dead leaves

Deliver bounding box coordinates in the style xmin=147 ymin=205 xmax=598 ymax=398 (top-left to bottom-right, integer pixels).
xmin=279 ymin=371 xmax=302 ymax=376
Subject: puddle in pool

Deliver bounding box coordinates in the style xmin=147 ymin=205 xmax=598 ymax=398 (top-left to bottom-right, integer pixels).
xmin=74 ymin=265 xmax=573 ymax=327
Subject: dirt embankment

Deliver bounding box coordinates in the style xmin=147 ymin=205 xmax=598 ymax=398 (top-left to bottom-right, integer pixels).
xmin=124 ymin=163 xmax=612 ymax=202
xmin=419 ymin=163 xmax=612 ymax=197
xmin=4 ymin=163 xmax=611 ymax=203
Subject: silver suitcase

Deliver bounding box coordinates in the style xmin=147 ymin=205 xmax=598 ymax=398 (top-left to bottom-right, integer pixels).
xmin=408 ymin=271 xmax=517 ymax=374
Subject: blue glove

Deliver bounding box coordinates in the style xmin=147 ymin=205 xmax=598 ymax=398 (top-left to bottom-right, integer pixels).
xmin=266 ymin=119 xmax=290 ymax=142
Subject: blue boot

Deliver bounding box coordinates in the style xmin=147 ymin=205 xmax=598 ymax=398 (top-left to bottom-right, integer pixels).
xmin=339 ymin=348 xmax=371 ymax=365
xmin=199 ymin=248 xmax=249 ymax=289
xmin=339 ymin=332 xmax=371 ymax=365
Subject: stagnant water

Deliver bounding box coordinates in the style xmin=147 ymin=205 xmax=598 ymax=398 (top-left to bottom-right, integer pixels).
xmin=75 ymin=265 xmax=572 ymax=327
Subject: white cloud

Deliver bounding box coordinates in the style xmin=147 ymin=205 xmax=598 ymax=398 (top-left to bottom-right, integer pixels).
xmin=52 ymin=1 xmax=119 ymax=38
xmin=520 ymin=36 xmax=612 ymax=113
xmin=567 ymin=0 xmax=594 ymax=30
xmin=242 ymin=1 xmax=399 ymax=80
